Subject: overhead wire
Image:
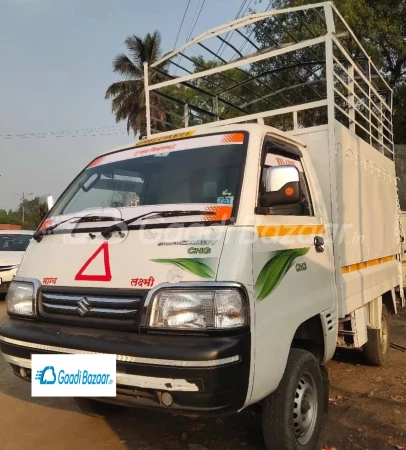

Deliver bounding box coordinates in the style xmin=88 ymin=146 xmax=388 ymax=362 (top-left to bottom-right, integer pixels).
xmin=173 ymin=0 xmax=206 ymax=75
xmin=0 ymin=124 xmax=127 ymax=140
xmin=173 ymin=0 xmax=192 ymax=50
xmin=185 ymin=0 xmax=206 ymax=42
xmin=239 ymin=0 xmax=273 ymax=56
xmin=215 ymin=0 xmax=250 ymax=59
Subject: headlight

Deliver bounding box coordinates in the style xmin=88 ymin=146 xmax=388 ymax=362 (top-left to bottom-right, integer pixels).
xmin=6 ymin=281 xmax=35 ymax=317
xmin=148 ymin=289 xmax=248 ymax=330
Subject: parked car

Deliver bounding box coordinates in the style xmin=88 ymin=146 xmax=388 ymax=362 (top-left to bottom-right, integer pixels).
xmin=0 ymin=231 xmax=34 ymax=294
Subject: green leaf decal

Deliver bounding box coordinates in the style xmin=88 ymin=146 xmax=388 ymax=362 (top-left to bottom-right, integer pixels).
xmin=151 ymin=258 xmax=215 ymax=279
xmin=255 ymin=248 xmax=310 ymax=301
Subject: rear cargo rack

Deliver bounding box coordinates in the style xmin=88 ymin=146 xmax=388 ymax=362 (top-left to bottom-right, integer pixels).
xmin=144 ymin=1 xmax=394 ymax=159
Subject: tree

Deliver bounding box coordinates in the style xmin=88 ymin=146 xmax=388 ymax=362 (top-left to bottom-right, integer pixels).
xmin=254 ymin=0 xmax=406 ymax=143
xmin=0 ymin=199 xmax=41 ymax=230
xmin=105 ymin=31 xmax=169 ymax=137
xmin=0 ymin=209 xmax=19 ymax=225
xmin=18 ymin=197 xmax=41 ymax=230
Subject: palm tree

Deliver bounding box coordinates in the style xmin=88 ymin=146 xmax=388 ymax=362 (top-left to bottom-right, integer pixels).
xmin=105 ymin=31 xmax=167 ymax=137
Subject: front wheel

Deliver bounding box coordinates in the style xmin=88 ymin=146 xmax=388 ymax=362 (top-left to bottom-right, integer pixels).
xmin=363 ymin=304 xmax=390 ymax=366
xmin=262 ymin=348 xmax=324 ymax=450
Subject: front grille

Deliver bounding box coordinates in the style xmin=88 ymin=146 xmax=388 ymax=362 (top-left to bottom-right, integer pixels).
xmin=0 ymin=265 xmax=17 ymax=272
xmin=39 ymin=290 xmax=146 ymax=330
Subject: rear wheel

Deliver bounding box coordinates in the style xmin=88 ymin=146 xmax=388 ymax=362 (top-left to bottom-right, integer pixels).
xmin=363 ymin=305 xmax=390 ymax=366
xmin=262 ymin=348 xmax=324 ymax=450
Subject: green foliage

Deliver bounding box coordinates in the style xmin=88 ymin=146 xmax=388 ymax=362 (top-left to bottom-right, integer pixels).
xmin=257 ymin=0 xmax=406 ymax=142
xmin=255 ymin=248 xmax=310 ymax=301
xmin=105 ymin=31 xmax=169 ymax=137
xmin=0 ymin=198 xmax=41 ymax=230
xmin=0 ymin=209 xmax=20 ymax=225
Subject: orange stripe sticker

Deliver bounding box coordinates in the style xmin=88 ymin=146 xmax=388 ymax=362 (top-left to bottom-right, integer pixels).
xmin=202 ymin=205 xmax=232 ymax=221
xmin=257 ymin=224 xmax=325 ymax=238
xmin=220 ymin=133 xmax=244 ymax=144
xmin=39 ymin=218 xmax=55 ymax=231
xmin=87 ymin=156 xmax=105 ymax=169
xmin=342 ymin=255 xmax=397 ymax=274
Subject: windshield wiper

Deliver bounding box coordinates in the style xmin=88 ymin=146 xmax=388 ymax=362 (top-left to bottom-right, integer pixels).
xmin=33 ymin=215 xmax=121 ymax=242
xmin=101 ymin=210 xmax=216 ymax=239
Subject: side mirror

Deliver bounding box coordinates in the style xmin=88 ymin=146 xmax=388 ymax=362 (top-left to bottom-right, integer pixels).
xmin=260 ymin=165 xmax=300 ymax=207
xmin=39 ymin=194 xmax=54 ymax=219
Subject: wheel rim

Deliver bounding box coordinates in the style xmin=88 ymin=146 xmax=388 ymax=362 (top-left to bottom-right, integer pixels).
xmin=380 ymin=313 xmax=388 ymax=353
xmin=293 ymin=370 xmax=318 ymax=445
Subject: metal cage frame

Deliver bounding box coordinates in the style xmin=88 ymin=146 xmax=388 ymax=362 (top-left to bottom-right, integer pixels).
xmin=143 ymin=1 xmax=394 ymax=159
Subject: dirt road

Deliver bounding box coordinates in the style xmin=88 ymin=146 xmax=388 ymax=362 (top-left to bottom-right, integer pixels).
xmin=0 ymin=301 xmax=404 ymax=450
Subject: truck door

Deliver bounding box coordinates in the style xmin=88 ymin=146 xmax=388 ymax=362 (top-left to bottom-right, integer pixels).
xmin=252 ymin=137 xmax=336 ymax=393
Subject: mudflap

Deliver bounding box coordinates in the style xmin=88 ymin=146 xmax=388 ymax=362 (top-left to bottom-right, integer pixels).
xmin=320 ymin=364 xmax=330 ymax=413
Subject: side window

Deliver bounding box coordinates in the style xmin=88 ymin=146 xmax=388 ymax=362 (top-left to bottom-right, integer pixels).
xmin=259 ymin=145 xmax=313 ymax=216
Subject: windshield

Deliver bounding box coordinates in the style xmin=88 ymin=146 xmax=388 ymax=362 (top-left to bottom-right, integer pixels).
xmin=0 ymin=234 xmax=32 ymax=252
xmin=51 ymin=132 xmax=247 ymax=221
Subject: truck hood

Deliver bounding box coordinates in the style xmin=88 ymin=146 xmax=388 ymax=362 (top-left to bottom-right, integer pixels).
xmin=18 ymin=225 xmax=228 ymax=289
xmin=0 ymin=251 xmax=25 ymax=267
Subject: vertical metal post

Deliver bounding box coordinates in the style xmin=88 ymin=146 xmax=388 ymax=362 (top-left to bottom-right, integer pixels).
xmin=324 ymin=2 xmax=336 ymax=33
xmin=390 ymin=90 xmax=394 ymax=156
xmin=366 ymin=60 xmax=372 ymax=146
xmin=324 ymin=3 xmax=336 ymax=148
xmin=378 ymin=102 xmax=384 ymax=154
xmin=16 ymin=192 xmax=33 ymax=223
xmin=324 ymin=3 xmax=336 ymax=129
xmin=144 ymin=61 xmax=152 ymax=138
xmin=347 ymin=64 xmax=355 ymax=134
xmin=22 ymin=192 xmax=25 ymax=223
xmin=293 ymin=111 xmax=299 ymax=130
xmin=213 ymin=96 xmax=219 ymax=121
xmin=324 ymin=3 xmax=343 ymax=311
xmin=184 ymin=103 xmax=189 ymax=128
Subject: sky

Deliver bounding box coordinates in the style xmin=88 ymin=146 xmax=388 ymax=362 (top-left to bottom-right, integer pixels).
xmin=0 ymin=0 xmax=263 ymax=211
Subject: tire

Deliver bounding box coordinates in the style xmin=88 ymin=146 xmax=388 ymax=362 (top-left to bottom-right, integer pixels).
xmin=262 ymin=348 xmax=324 ymax=450
xmin=363 ymin=304 xmax=390 ymax=366
xmin=74 ymin=397 xmax=121 ymax=418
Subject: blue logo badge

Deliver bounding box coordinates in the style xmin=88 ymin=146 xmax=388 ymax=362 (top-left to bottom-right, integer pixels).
xmin=35 ymin=366 xmax=57 ymax=385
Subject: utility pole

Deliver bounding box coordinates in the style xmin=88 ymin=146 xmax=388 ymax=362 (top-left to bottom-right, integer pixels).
xmin=16 ymin=192 xmax=33 ymax=223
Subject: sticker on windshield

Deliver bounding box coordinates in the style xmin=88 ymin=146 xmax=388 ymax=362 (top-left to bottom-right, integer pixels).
xmin=135 ymin=131 xmax=196 ymax=147
xmin=217 ymin=196 xmax=234 ymax=205
xmin=217 ymin=189 xmax=234 ymax=205
xmin=265 ymin=154 xmax=303 ymax=172
xmin=85 ymin=133 xmax=245 ymax=170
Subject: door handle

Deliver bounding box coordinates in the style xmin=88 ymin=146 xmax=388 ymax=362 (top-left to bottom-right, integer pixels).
xmin=314 ymin=236 xmax=325 ymax=253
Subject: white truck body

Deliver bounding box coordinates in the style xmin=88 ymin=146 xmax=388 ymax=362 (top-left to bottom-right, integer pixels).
xmin=1 ymin=3 xmax=404 ymax=449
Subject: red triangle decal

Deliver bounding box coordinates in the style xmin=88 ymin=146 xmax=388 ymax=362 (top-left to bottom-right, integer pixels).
xmin=74 ymin=242 xmax=112 ymax=282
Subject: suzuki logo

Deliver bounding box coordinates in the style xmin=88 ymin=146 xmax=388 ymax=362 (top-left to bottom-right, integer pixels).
xmin=76 ymin=298 xmax=91 ymax=317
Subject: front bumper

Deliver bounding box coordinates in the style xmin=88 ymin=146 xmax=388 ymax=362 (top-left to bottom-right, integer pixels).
xmin=0 ymin=318 xmax=250 ymax=416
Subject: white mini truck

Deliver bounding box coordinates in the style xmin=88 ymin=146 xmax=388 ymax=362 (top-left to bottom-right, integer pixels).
xmin=0 ymin=231 xmax=33 ymax=294
xmin=1 ymin=3 xmax=404 ymax=450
